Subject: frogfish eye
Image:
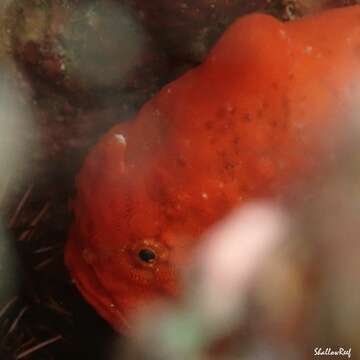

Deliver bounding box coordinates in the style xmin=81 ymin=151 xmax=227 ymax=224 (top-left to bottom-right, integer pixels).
xmin=138 ymin=248 xmax=156 ymax=263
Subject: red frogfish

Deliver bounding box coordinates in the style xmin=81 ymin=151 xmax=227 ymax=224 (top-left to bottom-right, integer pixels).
xmin=65 ymin=5 xmax=360 ymax=333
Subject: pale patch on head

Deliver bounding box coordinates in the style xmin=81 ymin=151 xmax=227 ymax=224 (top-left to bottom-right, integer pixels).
xmin=114 ymin=133 xmax=127 ymax=147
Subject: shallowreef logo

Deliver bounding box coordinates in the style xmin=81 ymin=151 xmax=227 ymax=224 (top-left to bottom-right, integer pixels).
xmin=314 ymin=347 xmax=352 ymax=358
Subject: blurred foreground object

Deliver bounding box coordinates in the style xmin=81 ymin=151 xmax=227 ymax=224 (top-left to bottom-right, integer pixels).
xmin=0 ymin=62 xmax=37 ymax=207
xmin=10 ymin=0 xmax=167 ymax=106
xmin=0 ymin=61 xmax=37 ymax=351
xmin=66 ymin=5 xmax=360 ymax=334
xmin=123 ymin=202 xmax=290 ymax=359
xmin=4 ymin=0 xmax=170 ymax=168
xmin=122 ymin=121 xmax=360 ymax=360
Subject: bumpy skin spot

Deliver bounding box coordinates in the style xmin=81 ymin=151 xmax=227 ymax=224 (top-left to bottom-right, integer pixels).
xmin=65 ymin=6 xmax=360 ymax=333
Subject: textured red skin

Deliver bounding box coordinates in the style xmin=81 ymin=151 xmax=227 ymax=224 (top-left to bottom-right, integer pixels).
xmin=65 ymin=6 xmax=360 ymax=333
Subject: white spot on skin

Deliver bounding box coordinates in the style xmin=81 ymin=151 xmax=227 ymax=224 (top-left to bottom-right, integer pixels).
xmin=114 ymin=134 xmax=126 ymax=146
xmin=202 ymin=193 xmax=209 ymax=199
xmin=279 ymin=29 xmax=287 ymax=39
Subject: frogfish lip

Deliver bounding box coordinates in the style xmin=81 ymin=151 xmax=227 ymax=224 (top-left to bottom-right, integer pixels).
xmin=65 ymin=226 xmax=131 ymax=334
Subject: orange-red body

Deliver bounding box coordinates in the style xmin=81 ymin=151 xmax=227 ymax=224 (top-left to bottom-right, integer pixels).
xmin=65 ymin=6 xmax=360 ymax=332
